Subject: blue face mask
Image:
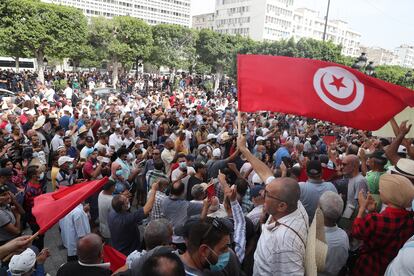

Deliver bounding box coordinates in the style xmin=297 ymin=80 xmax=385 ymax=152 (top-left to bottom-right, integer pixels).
xmin=116 ymin=169 xmax=123 ymax=176
xmin=208 ymin=250 xmax=230 ymax=272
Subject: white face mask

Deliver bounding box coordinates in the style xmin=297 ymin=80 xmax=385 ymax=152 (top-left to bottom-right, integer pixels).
xmin=39 ymin=172 xmax=45 ymax=180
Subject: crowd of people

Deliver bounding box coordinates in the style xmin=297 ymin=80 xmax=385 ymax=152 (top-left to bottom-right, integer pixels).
xmin=0 ymin=69 xmax=412 ymax=276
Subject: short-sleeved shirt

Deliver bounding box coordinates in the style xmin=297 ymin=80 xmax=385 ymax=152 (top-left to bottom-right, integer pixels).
xmin=299 ymin=179 xmax=338 ymax=221
xmin=365 ymin=171 xmax=385 ymax=194
xmin=0 ymin=206 xmax=17 ymax=242
xmin=98 ymin=192 xmax=113 ymax=239
xmin=161 ymin=197 xmax=203 ymax=244
xmin=107 ymin=208 xmax=145 ymax=256
xmin=23 ymin=181 xmax=42 ymax=225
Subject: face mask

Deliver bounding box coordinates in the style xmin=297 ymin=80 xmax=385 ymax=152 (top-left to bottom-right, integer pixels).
xmin=206 ymin=247 xmax=230 ymax=272
xmin=116 ymin=169 xmax=123 ymax=176
xmin=68 ymin=163 xmax=74 ymax=170
xmin=39 ymin=172 xmax=45 ymax=180
xmin=179 ymin=162 xmax=187 ymax=170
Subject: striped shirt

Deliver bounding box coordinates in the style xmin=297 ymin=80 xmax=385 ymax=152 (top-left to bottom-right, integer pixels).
xmin=253 ymin=201 xmax=309 ymax=276
xmin=230 ymin=200 xmax=246 ymax=263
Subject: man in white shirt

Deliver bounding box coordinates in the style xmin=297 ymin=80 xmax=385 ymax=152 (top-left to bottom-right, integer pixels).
xmin=109 ymin=125 xmax=124 ymax=151
xmin=98 ymin=180 xmax=115 ymax=243
xmin=64 ymin=83 xmax=73 ymax=100
xmin=237 ymin=135 xmax=309 ymax=276
xmin=319 ymin=191 xmax=349 ymax=276
xmin=247 ymin=185 xmax=265 ymax=228
xmin=59 ymin=204 xmax=91 ymax=261
xmin=161 ymin=139 xmax=176 ymax=176
xmin=51 ymin=126 xmax=65 ymax=152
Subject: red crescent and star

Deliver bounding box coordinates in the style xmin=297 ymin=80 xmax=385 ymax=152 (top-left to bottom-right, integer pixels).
xmin=320 ymin=73 xmax=357 ymax=105
xmin=329 ymin=75 xmax=347 ymax=91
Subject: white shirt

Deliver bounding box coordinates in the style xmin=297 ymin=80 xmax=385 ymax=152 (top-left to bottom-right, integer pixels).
xmin=253 ymin=201 xmax=309 ymax=276
xmin=64 ymin=87 xmax=73 ymax=99
xmin=247 ymin=204 xmax=263 ymax=228
xmin=51 ymin=134 xmax=64 ymax=152
xmin=98 ymin=192 xmax=113 ymax=239
xmin=109 ymin=133 xmax=124 ymax=151
xmin=161 ymin=148 xmax=176 ymax=175
xmin=59 ymin=204 xmax=90 ymax=256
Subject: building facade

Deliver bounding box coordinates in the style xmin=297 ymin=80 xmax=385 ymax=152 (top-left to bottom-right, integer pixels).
xmin=213 ymin=0 xmax=294 ymax=41
xmin=292 ymin=8 xmax=361 ymax=57
xmin=192 ymin=2 xmax=361 ymax=57
xmin=192 ymin=13 xmax=215 ymax=30
xmin=41 ymin=0 xmax=191 ymax=27
xmin=394 ymin=45 xmax=414 ymax=68
xmin=359 ymin=46 xmax=398 ymax=66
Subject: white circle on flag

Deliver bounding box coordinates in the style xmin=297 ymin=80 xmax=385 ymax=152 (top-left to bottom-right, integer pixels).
xmin=313 ymin=66 xmax=364 ymax=112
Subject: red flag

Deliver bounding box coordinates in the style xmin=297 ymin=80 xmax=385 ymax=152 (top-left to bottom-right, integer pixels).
xmin=32 ymin=177 xmax=108 ymax=234
xmin=237 ymin=55 xmax=414 ymax=131
xmin=102 ymin=244 xmax=126 ymax=272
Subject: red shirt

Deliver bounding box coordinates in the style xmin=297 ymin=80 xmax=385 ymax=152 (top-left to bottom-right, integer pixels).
xmin=351 ymin=207 xmax=414 ymax=276
xmin=83 ymin=159 xmax=97 ymax=180
xmin=23 ymin=181 xmax=42 ymax=225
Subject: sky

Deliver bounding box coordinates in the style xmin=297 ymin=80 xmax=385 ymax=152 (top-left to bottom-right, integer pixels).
xmin=190 ymin=0 xmax=414 ymax=50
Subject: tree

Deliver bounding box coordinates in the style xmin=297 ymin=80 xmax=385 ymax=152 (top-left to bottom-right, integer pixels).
xmin=0 ymin=0 xmax=87 ymax=83
xmin=375 ymin=65 xmax=410 ymax=87
xmin=89 ymin=16 xmax=153 ymax=87
xmin=150 ymin=24 xmax=197 ymax=71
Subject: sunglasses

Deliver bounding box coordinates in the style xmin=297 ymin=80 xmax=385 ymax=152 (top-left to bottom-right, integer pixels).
xmin=264 ymin=189 xmax=286 ymax=203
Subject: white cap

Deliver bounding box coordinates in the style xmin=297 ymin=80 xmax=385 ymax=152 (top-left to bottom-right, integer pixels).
xmin=207 ymin=134 xmax=217 ymax=140
xmin=212 ymin=148 xmax=221 ymax=158
xmin=62 ymin=105 xmax=72 ymax=112
xmin=9 ymin=248 xmax=36 ymax=276
xmin=256 ymin=136 xmax=266 ymax=142
xmin=58 ymin=156 xmax=74 ymax=166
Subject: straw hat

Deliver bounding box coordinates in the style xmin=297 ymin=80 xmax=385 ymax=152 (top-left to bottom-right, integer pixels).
xmin=78 ymin=125 xmax=88 ymax=135
xmin=32 ymin=115 xmax=46 ymax=130
xmin=305 ymin=207 xmax=328 ymax=276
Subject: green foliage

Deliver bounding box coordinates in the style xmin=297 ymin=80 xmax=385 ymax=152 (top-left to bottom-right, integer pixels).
xmin=150 ymin=24 xmax=197 ymax=70
xmin=375 ymin=65 xmax=410 ymax=87
xmin=89 ymin=16 xmax=153 ymax=63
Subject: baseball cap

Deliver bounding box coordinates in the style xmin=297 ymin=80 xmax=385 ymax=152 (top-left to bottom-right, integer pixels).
xmin=306 ymin=160 xmax=322 ymax=176
xmin=58 ymin=156 xmax=74 ymax=166
xmin=0 ymin=168 xmax=13 ymax=177
xmin=9 ymin=248 xmax=36 ymax=276
xmin=250 ymin=185 xmax=264 ymax=200
xmin=85 ymin=136 xmax=94 ymax=143
xmin=207 ymin=134 xmax=217 ymax=140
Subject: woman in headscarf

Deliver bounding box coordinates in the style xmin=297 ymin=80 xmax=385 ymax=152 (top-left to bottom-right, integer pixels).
xmin=351 ymin=174 xmax=414 ymax=276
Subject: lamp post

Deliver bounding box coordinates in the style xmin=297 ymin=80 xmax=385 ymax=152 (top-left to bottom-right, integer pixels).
xmin=322 ymin=0 xmax=331 ymax=42
xmin=352 ymin=53 xmax=375 ymax=76
xmin=405 ymin=70 xmax=413 ymax=89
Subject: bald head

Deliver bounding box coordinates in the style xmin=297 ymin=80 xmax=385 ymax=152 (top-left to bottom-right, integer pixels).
xmin=268 ymin=177 xmax=300 ymax=213
xmin=77 ymin=233 xmax=103 ymax=264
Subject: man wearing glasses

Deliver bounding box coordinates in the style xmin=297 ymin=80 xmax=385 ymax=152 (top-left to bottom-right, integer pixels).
xmin=237 ymin=136 xmax=309 ymax=276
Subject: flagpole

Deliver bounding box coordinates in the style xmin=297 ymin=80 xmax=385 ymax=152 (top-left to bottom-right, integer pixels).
xmin=29 ymin=231 xmax=40 ymax=242
xmin=237 ymin=111 xmax=242 ymax=137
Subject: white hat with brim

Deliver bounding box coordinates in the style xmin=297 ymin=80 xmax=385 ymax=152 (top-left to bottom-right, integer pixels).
xmin=32 ymin=115 xmax=46 ymax=130
xmin=58 ymin=156 xmax=74 ymax=166
xmin=78 ymin=125 xmax=88 ymax=135
xmin=390 ymin=158 xmax=414 ymax=179
xmin=305 ymin=207 xmax=328 ymax=275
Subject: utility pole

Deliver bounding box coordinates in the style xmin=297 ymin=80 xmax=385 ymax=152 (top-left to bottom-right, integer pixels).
xmin=322 ymin=0 xmax=331 ymax=41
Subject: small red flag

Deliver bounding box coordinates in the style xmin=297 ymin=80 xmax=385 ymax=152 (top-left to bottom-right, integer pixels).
xmin=102 ymin=244 xmax=126 ymax=272
xmin=32 ymin=177 xmax=108 ymax=234
xmin=237 ymin=55 xmax=414 ymax=131
xmin=206 ymin=183 xmax=216 ymax=199
xmin=322 ymin=135 xmax=336 ymax=146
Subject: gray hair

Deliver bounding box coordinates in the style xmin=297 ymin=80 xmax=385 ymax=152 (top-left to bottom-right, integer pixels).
xmin=319 ymin=191 xmax=344 ymax=221
xmin=144 ymin=218 xmax=172 ymax=250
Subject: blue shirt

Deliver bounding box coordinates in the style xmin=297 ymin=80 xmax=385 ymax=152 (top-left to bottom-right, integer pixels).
xmin=273 ymin=146 xmax=290 ymax=167
xmin=299 ymin=179 xmax=338 ymax=222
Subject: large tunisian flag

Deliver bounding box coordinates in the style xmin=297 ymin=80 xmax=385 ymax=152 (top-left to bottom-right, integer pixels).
xmin=32 ymin=177 xmax=108 ymax=234
xmin=237 ymin=55 xmax=414 ymax=130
